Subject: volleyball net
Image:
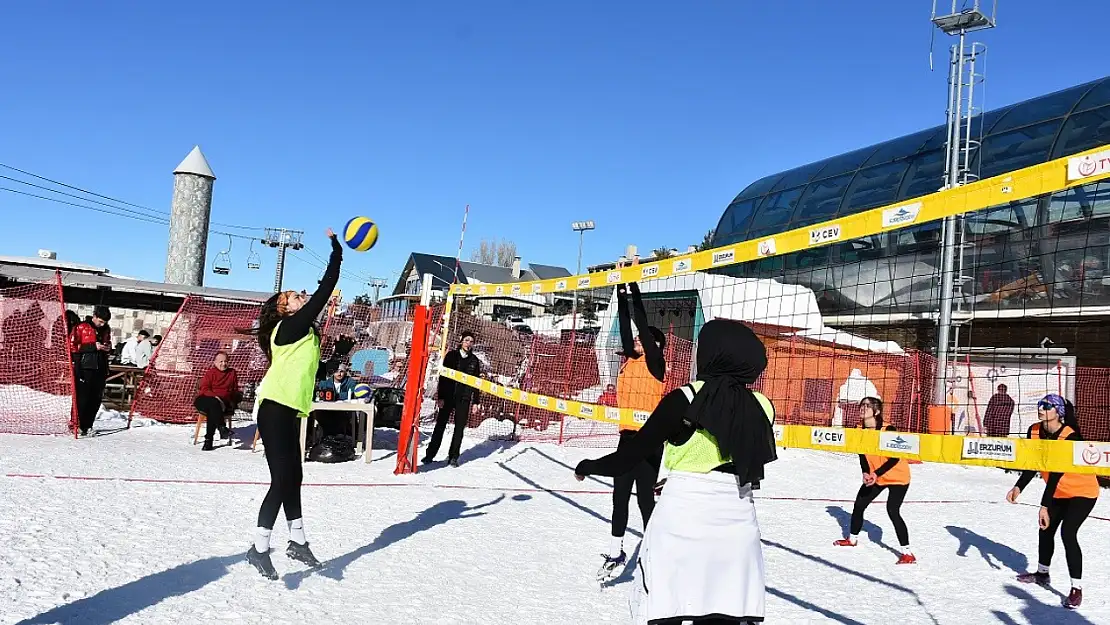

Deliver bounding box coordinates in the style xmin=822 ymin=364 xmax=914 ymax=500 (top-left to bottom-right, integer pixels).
xmin=428 ymin=144 xmax=1110 ymax=474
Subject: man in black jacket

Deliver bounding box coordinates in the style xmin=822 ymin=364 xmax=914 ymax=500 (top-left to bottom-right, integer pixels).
xmin=424 ymin=331 xmax=482 ymax=466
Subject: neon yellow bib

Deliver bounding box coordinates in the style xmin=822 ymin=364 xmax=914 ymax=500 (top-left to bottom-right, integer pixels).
xmin=256 ymin=321 xmax=320 ymax=416
xmin=663 ymin=380 xmax=775 ymax=474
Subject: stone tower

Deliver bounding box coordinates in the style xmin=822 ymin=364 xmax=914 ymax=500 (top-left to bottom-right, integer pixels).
xmin=164 ymin=146 xmax=216 ymax=286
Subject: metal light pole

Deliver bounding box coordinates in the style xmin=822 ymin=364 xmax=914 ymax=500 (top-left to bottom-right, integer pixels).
xmin=930 ymin=1 xmax=995 ymax=412
xmin=570 ymin=220 xmax=595 ymax=328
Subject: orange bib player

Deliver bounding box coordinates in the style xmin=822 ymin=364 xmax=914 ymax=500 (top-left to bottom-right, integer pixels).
xmin=833 ymin=397 xmax=916 ymax=564
xmin=1007 ymin=393 xmax=1099 ymax=610
xmin=597 ymin=278 xmax=667 ymax=581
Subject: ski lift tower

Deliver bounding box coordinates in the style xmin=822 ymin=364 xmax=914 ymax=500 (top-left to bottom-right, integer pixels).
xmin=263 ymin=227 xmax=305 ymax=292
xmin=931 ymin=1 xmax=996 ymax=413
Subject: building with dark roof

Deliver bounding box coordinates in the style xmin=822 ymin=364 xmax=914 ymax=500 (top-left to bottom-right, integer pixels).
xmin=380 ymin=252 xmax=576 ymax=321
xmin=708 ymin=75 xmax=1110 ymax=363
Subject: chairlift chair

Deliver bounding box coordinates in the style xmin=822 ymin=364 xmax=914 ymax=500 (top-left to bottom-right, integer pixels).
xmin=212 ymin=234 xmax=232 ymax=275
xmin=247 ymin=240 xmax=261 ymax=270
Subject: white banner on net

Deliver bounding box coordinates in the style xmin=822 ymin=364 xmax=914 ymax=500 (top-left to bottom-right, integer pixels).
xmin=947 ymin=352 xmax=1075 ymax=437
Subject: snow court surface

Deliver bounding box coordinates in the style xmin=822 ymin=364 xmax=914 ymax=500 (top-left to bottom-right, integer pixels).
xmin=0 ymin=427 xmax=1108 ymax=625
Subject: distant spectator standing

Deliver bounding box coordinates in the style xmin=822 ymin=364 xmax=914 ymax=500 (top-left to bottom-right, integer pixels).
xmin=194 ymin=351 xmax=241 ymax=450
xmin=120 ymin=330 xmax=153 ymax=368
xmin=983 ymin=384 xmax=1016 ymax=437
xmin=424 ymin=331 xmax=482 ymax=467
xmin=69 ymin=306 xmax=112 ymax=437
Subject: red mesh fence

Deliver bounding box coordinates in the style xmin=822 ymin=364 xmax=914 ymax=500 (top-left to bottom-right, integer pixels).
xmin=131 ymin=296 xmax=266 ymax=424
xmin=1075 ymin=368 xmax=1110 ymax=442
xmin=0 ymin=278 xmax=75 ymax=435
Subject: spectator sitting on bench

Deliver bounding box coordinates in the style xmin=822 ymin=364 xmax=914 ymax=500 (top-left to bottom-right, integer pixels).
xmin=195 ymin=351 xmax=242 ymax=450
xmin=312 ymin=361 xmax=358 ymax=440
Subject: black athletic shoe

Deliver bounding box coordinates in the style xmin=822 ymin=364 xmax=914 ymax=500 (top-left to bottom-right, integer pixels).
xmin=422 ymin=455 xmax=434 ymax=464
xmin=246 ymin=546 xmax=278 ymax=580
xmin=449 ymin=457 xmax=459 ymax=467
xmin=201 ymin=439 xmax=215 ymax=451
xmin=286 ymin=541 xmax=323 ymax=568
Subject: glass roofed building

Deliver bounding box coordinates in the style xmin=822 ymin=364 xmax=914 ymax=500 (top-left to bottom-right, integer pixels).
xmin=710 ymin=75 xmax=1110 ymax=358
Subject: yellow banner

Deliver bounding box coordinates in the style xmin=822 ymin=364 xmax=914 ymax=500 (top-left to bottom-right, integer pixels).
xmin=440 ymin=367 xmax=1110 ymax=476
xmin=449 ymin=143 xmax=1110 ymax=296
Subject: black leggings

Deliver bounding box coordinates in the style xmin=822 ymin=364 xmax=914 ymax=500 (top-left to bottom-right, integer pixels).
xmin=851 ymin=483 xmax=910 ymax=546
xmin=1040 ymin=496 xmax=1097 ymax=579
xmin=194 ymin=396 xmax=227 ymax=440
xmin=256 ymin=399 xmax=304 ymax=530
xmin=612 ymin=460 xmax=656 ymax=537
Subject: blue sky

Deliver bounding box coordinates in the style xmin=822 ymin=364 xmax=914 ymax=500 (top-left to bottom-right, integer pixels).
xmin=1 ymin=1 xmax=1107 ymax=298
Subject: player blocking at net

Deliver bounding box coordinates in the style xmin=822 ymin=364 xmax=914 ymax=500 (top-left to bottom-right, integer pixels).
xmin=596 ymin=278 xmax=667 ymax=582
xmin=576 ymin=319 xmax=777 ymax=624
xmin=243 ymin=228 xmax=344 ymax=580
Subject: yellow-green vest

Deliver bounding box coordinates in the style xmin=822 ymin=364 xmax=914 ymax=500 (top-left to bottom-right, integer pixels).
xmin=255 ymin=321 xmax=320 ymax=416
xmin=663 ymin=380 xmax=775 ymax=474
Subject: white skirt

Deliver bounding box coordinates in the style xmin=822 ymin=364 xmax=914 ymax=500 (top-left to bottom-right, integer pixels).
xmin=631 ymin=470 xmax=765 ymax=624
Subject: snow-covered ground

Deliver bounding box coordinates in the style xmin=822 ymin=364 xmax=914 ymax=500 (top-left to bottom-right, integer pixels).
xmin=1 ymin=425 xmax=1108 ymax=625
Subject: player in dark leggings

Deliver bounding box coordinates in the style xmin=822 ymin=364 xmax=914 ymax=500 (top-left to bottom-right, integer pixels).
xmin=833 ymin=397 xmax=916 ymax=564
xmin=244 ymin=229 xmax=343 ymax=580
xmin=1008 ymin=394 xmax=1100 ymax=610
xmin=599 ymin=278 xmax=667 ymax=581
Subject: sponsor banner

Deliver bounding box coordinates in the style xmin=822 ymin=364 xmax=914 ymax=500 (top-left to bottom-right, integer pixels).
xmin=579 ymin=403 xmax=595 ymax=418
xmin=495 ymin=286 xmax=504 ymax=295
xmin=808 ymin=224 xmax=842 ymax=246
xmin=672 ymin=258 xmax=693 ymax=274
xmin=633 ymin=410 xmax=650 ymax=425
xmin=511 ymin=285 xmax=521 ymax=295
xmin=576 ymin=277 xmax=591 ymax=289
xmin=879 ymin=432 xmax=921 ymax=456
xmin=1073 ymin=441 xmax=1110 ymax=468
xmin=555 ymin=279 xmax=568 ymax=290
xmin=641 ymin=264 xmax=660 ymax=279
xmin=518 ymin=391 xmax=528 ymax=402
xmin=811 ymin=426 xmax=846 ymax=447
xmin=712 ymin=248 xmax=736 ymax=266
xmin=607 ymin=271 xmax=622 ymax=284
xmin=881 ymin=202 xmax=922 ymax=228
xmin=1067 ymin=149 xmax=1110 ymax=181
xmin=531 ymin=284 xmax=542 ymax=294
xmin=773 ymin=424 xmax=784 ymax=443
xmin=757 ymin=238 xmax=777 ymax=257
xmin=961 ymin=437 xmax=1017 ymax=462
xmin=555 ymin=399 xmax=568 ymax=412
xmin=604 ymin=407 xmax=621 ymax=423
xmin=537 ymin=396 xmax=550 ymax=408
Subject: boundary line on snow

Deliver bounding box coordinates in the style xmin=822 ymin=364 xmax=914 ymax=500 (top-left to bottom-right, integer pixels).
xmin=6 ymin=472 xmax=1107 ymax=520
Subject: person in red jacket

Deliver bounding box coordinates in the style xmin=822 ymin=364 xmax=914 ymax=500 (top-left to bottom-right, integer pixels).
xmin=69 ymin=306 xmax=112 ymax=437
xmin=194 ymin=351 xmax=242 ymax=450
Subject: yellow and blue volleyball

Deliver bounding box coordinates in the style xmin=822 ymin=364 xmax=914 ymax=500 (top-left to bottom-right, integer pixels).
xmin=343 ymin=217 xmax=379 ymax=252
xmin=352 ymin=383 xmax=372 ymax=399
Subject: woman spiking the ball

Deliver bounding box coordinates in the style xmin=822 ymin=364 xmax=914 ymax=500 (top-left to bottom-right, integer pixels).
xmin=245 ymin=228 xmax=343 ymax=580
xmin=1008 ymin=393 xmax=1099 ymax=610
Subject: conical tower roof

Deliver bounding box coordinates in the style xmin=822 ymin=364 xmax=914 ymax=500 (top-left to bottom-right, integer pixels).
xmin=173 ymin=145 xmax=216 ymax=179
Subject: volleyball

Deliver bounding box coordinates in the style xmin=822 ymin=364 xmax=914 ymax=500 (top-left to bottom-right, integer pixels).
xmin=343 ymin=217 xmax=379 ymax=252
xmin=352 ymin=383 xmax=372 ymax=399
